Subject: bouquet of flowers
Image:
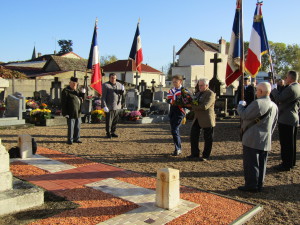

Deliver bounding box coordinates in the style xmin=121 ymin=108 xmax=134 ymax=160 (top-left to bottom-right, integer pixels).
xmin=40 ymin=103 xmax=48 ymax=109
xmin=30 ymin=108 xmax=52 ymax=124
xmin=91 ymin=109 xmax=106 ymax=123
xmin=169 ymin=88 xmax=193 ymax=108
xmin=26 ymin=99 xmax=39 ymax=109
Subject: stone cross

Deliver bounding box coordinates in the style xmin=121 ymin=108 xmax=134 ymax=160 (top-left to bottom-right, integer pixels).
xmin=50 ymin=77 xmax=62 ymax=105
xmin=209 ymin=53 xmax=222 ymax=97
xmin=210 ymin=53 xmax=222 ymax=79
xmin=134 ymin=73 xmax=140 ymax=90
xmin=151 ymin=79 xmax=156 ymax=92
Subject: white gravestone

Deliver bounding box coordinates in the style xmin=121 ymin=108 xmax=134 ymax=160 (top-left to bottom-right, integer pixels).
xmin=0 ymin=139 xmax=13 ymax=191
xmin=156 ymin=168 xmax=180 ymax=210
xmin=18 ymin=134 xmax=32 ymax=159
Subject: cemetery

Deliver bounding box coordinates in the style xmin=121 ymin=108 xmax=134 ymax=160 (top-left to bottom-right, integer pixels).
xmin=0 ymin=1 xmax=299 ymax=224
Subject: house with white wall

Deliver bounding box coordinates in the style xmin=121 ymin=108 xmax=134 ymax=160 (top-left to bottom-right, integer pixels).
xmin=172 ymin=38 xmax=232 ymax=89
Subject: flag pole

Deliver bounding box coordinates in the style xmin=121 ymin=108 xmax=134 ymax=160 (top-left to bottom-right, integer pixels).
xmin=124 ymin=18 xmax=140 ymax=84
xmin=240 ymin=0 xmax=245 ymax=101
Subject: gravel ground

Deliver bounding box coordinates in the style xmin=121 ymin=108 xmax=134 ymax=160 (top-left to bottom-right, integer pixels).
xmin=0 ymin=118 xmax=299 ymax=225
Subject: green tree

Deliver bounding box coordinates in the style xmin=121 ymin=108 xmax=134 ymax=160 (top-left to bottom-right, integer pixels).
xmin=58 ymin=40 xmax=73 ymax=54
xmin=100 ymin=55 xmax=118 ymax=66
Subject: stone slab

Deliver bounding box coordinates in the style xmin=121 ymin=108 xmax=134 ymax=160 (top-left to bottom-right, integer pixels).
xmin=45 ymin=116 xmax=67 ymax=126
xmin=86 ymin=178 xmax=199 ymax=225
xmin=0 ymin=178 xmax=44 ymax=216
xmin=0 ymin=118 xmax=25 ymax=127
xmin=0 ymin=143 xmax=10 ymax=172
xmin=11 ymin=154 xmax=76 ymax=173
xmin=0 ymin=171 xmax=13 ymax=191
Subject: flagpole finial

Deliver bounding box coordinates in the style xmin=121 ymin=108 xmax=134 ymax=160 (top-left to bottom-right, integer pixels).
xmin=95 ymin=17 xmax=98 ymax=25
xmin=138 ymin=17 xmax=141 ymax=24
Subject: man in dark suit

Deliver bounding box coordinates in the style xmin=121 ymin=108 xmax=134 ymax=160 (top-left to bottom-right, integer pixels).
xmin=271 ymin=70 xmax=300 ymax=171
xmin=101 ymin=73 xmax=125 ymax=138
xmin=237 ymin=77 xmax=256 ymax=107
xmin=237 ymin=82 xmax=278 ymax=192
xmin=61 ymin=77 xmax=85 ymax=145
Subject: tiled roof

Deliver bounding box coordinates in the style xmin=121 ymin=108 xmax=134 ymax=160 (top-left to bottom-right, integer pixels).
xmin=176 ymin=38 xmax=228 ymax=55
xmin=29 ymin=52 xmax=82 ymax=62
xmin=102 ymin=60 xmax=162 ymax=73
xmin=43 ymin=55 xmax=88 ymax=72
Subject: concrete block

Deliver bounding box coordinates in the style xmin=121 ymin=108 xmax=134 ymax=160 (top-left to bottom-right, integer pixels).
xmin=0 ymin=143 xmax=10 ymax=173
xmin=0 ymin=171 xmax=13 ymax=191
xmin=156 ymin=168 xmax=180 ymax=210
xmin=0 ymin=178 xmax=44 ymax=216
xmin=18 ymin=134 xmax=32 ymax=159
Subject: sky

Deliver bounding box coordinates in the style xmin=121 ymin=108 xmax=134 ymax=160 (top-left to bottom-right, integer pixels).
xmin=0 ymin=0 xmax=299 ymax=72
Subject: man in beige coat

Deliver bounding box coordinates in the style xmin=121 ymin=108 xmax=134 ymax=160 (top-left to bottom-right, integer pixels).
xmin=188 ymin=78 xmax=216 ymax=161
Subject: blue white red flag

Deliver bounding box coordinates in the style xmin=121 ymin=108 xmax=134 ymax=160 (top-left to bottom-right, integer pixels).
xmin=225 ymin=0 xmax=243 ymax=86
xmin=245 ymin=2 xmax=269 ymax=77
xmin=129 ymin=22 xmax=143 ymax=74
xmin=88 ymin=19 xmax=102 ymax=95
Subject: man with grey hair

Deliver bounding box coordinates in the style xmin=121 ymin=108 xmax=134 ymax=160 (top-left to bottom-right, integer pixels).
xmin=237 ymin=82 xmax=278 ymax=192
xmin=271 ymin=70 xmax=300 ymax=171
xmin=188 ymin=78 xmax=216 ymax=161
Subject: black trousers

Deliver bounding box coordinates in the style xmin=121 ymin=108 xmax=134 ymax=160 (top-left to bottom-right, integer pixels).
xmin=243 ymin=145 xmax=268 ymax=189
xmin=190 ymin=120 xmax=214 ymax=158
xmin=278 ymin=123 xmax=298 ymax=169
xmin=67 ymin=118 xmax=81 ymax=143
xmin=105 ymin=110 xmax=120 ymax=135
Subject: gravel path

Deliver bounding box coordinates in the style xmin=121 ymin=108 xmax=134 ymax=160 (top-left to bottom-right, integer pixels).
xmin=1 ymin=118 xmax=299 ymax=225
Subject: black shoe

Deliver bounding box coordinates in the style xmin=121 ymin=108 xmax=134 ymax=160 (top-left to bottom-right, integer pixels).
xmin=274 ymin=165 xmax=291 ymax=171
xmin=186 ymin=155 xmax=199 ymax=159
xmin=171 ymin=150 xmax=182 ymax=156
xmin=111 ymin=133 xmax=119 ymax=138
xmin=74 ymin=140 xmax=82 ymax=143
xmin=238 ymin=186 xmax=259 ymax=193
xmin=67 ymin=141 xmax=72 ymax=145
xmin=106 ymin=134 xmax=112 ymax=139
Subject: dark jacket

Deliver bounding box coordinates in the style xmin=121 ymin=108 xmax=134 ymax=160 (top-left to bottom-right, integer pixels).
xmin=61 ymin=86 xmax=84 ymax=119
xmin=237 ymin=85 xmax=256 ymax=106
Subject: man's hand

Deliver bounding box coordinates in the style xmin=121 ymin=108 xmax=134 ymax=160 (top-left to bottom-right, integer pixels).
xmin=81 ymin=88 xmax=86 ymax=94
xmin=65 ymin=115 xmax=69 ymax=118
xmin=239 ymin=101 xmax=247 ymax=106
xmin=103 ymin=107 xmax=109 ymax=113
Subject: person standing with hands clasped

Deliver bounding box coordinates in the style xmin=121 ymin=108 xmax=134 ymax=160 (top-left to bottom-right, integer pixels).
xmin=188 ymin=78 xmax=216 ymax=161
xmin=271 ymin=70 xmax=300 ymax=171
xmin=61 ymin=77 xmax=86 ymax=145
xmin=167 ymin=75 xmax=189 ymax=156
xmin=237 ymin=82 xmax=278 ymax=192
xmin=101 ymin=73 xmax=125 ymax=138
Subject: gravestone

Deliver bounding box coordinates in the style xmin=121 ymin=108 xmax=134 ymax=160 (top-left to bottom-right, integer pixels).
xmin=81 ymin=99 xmax=93 ymax=123
xmin=139 ymin=80 xmax=147 ymax=93
xmin=50 ymin=77 xmax=62 ymax=106
xmin=151 ymin=79 xmax=156 ymax=92
xmin=18 ymin=134 xmax=33 ymax=159
xmin=0 ymin=139 xmax=44 ymax=216
xmin=5 ymin=95 xmax=22 ymax=119
xmin=215 ymin=98 xmax=229 ymax=117
xmin=141 ymin=89 xmax=153 ymax=108
xmin=156 ymin=168 xmax=180 ymax=210
xmin=153 ymin=91 xmax=165 ymax=102
xmin=224 ymin=85 xmax=235 ymax=96
xmin=126 ymin=89 xmax=141 ymax=111
xmin=209 ymin=53 xmax=223 ymax=97
xmin=13 ymin=92 xmax=26 ymax=112
xmin=134 ymin=73 xmax=141 ymax=89
xmin=150 ymin=101 xmax=170 ymax=115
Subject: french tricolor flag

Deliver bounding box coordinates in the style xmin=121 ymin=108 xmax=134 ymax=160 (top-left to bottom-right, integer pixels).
xmin=87 ymin=19 xmax=102 ymax=95
xmin=225 ymin=0 xmax=243 ymax=86
xmin=129 ymin=22 xmax=143 ymax=74
xmin=245 ymin=2 xmax=269 ymax=77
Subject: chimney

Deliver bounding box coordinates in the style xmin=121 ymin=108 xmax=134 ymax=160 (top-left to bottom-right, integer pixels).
xmin=218 ymin=37 xmax=226 ymax=54
xmin=38 ymin=52 xmax=42 ymax=57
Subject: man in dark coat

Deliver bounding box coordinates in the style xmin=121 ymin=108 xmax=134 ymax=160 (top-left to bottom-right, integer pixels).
xmin=271 ymin=70 xmax=300 ymax=171
xmin=237 ymin=77 xmax=256 ymax=107
xmin=61 ymin=77 xmax=85 ymax=144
